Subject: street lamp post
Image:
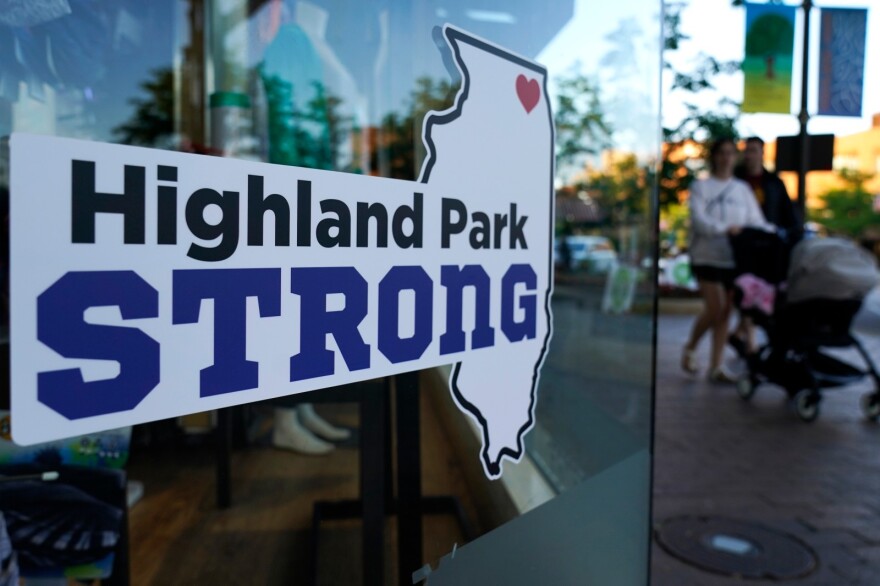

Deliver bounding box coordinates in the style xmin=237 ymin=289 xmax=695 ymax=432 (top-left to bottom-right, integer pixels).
xmin=796 ymin=0 xmax=812 ymax=223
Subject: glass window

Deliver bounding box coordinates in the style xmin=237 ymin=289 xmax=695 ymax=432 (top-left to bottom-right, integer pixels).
xmin=0 ymin=1 xmax=198 ymax=145
xmin=0 ymin=1 xmax=661 ymax=583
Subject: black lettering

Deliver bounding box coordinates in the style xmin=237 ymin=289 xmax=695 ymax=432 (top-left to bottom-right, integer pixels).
xmin=185 ymin=188 xmax=240 ymax=261
xmin=316 ymin=199 xmax=351 ymax=247
xmin=356 ymin=202 xmax=388 ymax=248
xmin=296 ymin=180 xmax=311 ymax=247
xmin=469 ymin=212 xmax=491 ymax=249
xmin=393 ymin=192 xmax=423 ymax=249
xmin=71 ymin=160 xmax=145 ymax=244
xmin=247 ymin=174 xmax=290 ymax=247
xmin=493 ymin=213 xmax=508 ymax=249
xmin=441 ymin=197 xmax=466 ymax=248
xmin=157 ymin=165 xmax=177 ymax=181
xmin=509 ymin=204 xmax=528 ymax=249
xmin=157 ymin=185 xmax=177 ymax=245
xmin=157 ymin=166 xmax=178 ymax=245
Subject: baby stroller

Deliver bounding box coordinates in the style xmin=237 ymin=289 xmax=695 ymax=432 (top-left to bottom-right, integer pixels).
xmin=730 ymin=232 xmax=880 ymax=422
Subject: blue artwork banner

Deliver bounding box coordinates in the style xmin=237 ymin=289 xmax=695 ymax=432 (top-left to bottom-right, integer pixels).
xmin=818 ymin=8 xmax=868 ymax=117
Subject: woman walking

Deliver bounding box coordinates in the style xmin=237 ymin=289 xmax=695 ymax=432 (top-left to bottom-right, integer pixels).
xmin=682 ymin=138 xmax=772 ymax=382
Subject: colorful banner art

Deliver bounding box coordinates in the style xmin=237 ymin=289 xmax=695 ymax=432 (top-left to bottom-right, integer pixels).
xmin=742 ymin=3 xmax=796 ymax=114
xmin=818 ymin=8 xmax=868 ymax=117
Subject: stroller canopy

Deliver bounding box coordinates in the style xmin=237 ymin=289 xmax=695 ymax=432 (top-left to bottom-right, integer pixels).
xmin=787 ymin=237 xmax=880 ymax=304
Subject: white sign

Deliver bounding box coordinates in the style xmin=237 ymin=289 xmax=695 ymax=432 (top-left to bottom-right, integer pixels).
xmin=10 ymin=26 xmax=554 ymax=479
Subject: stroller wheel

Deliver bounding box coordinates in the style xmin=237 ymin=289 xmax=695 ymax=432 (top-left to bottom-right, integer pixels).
xmin=861 ymin=393 xmax=880 ymax=422
xmin=794 ymin=389 xmax=821 ymax=423
xmin=736 ymin=376 xmax=756 ymax=401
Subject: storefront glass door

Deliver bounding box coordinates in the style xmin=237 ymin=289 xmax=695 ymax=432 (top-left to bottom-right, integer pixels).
xmin=0 ymin=1 xmax=660 ymax=583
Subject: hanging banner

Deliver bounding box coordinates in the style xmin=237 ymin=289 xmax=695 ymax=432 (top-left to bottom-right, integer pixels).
xmin=818 ymin=8 xmax=868 ymax=117
xmin=742 ymin=2 xmax=797 ymax=114
xmin=9 ymin=26 xmax=555 ymax=481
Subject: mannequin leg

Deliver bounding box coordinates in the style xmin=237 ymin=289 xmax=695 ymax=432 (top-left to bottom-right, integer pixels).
xmin=298 ymin=403 xmax=351 ymax=441
xmin=272 ymin=407 xmax=334 ymax=455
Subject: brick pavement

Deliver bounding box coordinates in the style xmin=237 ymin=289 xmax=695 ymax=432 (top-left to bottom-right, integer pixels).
xmin=651 ymin=291 xmax=880 ymax=585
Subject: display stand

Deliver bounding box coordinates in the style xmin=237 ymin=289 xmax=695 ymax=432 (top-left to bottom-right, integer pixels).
xmin=215 ymin=372 xmax=475 ymax=586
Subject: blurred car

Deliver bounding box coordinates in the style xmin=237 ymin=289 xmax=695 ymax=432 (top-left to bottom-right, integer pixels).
xmin=554 ymin=235 xmax=618 ymax=274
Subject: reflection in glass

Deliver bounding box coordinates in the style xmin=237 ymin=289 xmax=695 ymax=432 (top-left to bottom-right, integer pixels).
xmin=0 ymin=1 xmax=660 ymax=583
xmin=0 ymin=1 xmax=182 ymax=144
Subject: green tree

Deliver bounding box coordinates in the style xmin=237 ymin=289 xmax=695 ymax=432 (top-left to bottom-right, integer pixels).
xmin=114 ymin=68 xmax=174 ymax=146
xmin=661 ymin=98 xmax=740 ymax=207
xmin=659 ymin=202 xmax=690 ymax=255
xmin=661 ymin=2 xmax=742 ymax=207
xmin=656 ymin=0 xmax=746 ymax=263
xmin=261 ymin=73 xmax=352 ymax=171
xmin=587 ymin=153 xmax=654 ymax=225
xmin=813 ymin=169 xmax=880 ymax=239
xmin=374 ymin=77 xmax=459 ymax=180
xmin=745 ymin=14 xmax=795 ymax=58
xmin=554 ymin=73 xmax=612 ymax=175
xmin=301 ymin=82 xmax=352 ymax=171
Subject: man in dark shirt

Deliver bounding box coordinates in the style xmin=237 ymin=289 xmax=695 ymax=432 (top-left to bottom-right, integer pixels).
xmin=735 ymin=136 xmax=803 ymax=246
xmin=729 ymin=137 xmax=803 ymax=357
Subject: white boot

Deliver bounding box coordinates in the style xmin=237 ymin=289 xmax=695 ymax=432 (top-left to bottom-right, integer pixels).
xmin=272 ymin=408 xmax=334 ymax=455
xmin=298 ymin=403 xmax=351 ymax=441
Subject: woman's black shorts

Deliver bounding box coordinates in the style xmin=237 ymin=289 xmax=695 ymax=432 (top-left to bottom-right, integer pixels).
xmin=691 ymin=264 xmax=736 ymax=289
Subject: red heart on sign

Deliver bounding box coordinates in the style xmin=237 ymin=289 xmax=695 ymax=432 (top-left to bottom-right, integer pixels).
xmin=516 ymin=74 xmax=540 ymax=114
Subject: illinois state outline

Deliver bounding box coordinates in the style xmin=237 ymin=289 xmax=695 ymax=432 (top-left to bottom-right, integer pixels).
xmin=419 ymin=25 xmax=554 ymax=480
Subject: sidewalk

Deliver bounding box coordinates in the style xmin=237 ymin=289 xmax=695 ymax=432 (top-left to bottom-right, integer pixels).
xmin=651 ymin=290 xmax=880 ymax=585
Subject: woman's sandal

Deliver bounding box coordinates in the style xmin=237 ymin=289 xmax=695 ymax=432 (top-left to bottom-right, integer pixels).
xmin=708 ymin=367 xmax=737 ymax=384
xmin=681 ymin=347 xmax=698 ymax=374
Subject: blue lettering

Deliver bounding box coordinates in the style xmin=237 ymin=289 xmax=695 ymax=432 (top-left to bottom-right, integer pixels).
xmin=172 ymin=268 xmax=281 ymax=396
xmin=378 ymin=266 xmax=433 ymax=363
xmin=290 ymin=267 xmax=370 ymax=381
xmin=439 ymin=265 xmax=495 ymax=354
xmin=501 ymin=264 xmax=537 ymax=342
xmin=37 ymin=271 xmax=159 ymax=419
